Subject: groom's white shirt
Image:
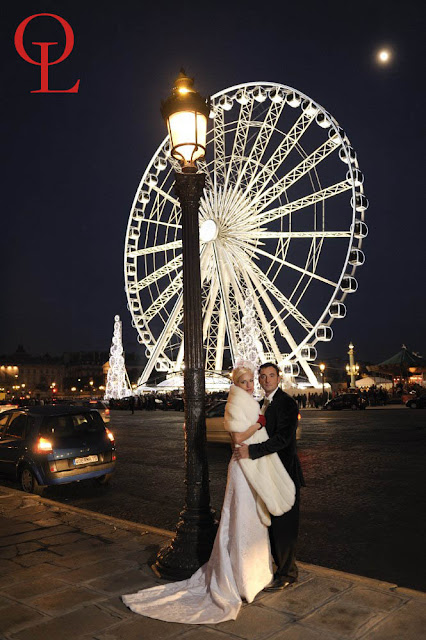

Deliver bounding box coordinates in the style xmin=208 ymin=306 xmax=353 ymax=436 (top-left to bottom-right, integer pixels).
xmin=265 ymin=386 xmax=279 ymax=403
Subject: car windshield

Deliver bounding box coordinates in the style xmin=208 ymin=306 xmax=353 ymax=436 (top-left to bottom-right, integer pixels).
xmin=40 ymin=412 xmax=105 ymax=437
xmin=206 ymin=403 xmax=225 ymax=418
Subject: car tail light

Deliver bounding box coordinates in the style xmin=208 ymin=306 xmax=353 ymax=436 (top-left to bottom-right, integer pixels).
xmin=105 ymin=408 xmax=110 ymax=415
xmin=106 ymin=428 xmax=114 ymax=443
xmin=36 ymin=437 xmax=53 ymax=453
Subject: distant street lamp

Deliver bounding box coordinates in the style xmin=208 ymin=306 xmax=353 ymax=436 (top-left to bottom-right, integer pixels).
xmin=346 ymin=342 xmax=359 ymax=388
xmin=319 ymin=363 xmax=326 ymax=398
xmin=153 ymin=70 xmax=217 ymax=580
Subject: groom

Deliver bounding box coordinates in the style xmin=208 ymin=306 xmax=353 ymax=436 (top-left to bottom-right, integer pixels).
xmin=233 ymin=362 xmax=305 ymax=591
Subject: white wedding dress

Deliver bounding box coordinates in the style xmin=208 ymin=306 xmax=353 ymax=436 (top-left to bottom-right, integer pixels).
xmin=122 ymin=456 xmax=273 ymax=623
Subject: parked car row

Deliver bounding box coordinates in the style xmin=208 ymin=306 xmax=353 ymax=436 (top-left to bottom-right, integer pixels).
xmin=322 ymin=393 xmax=367 ymax=411
xmin=204 ymin=401 xmax=302 ymax=443
xmin=0 ymin=405 xmax=115 ymax=495
xmin=405 ymin=395 xmax=426 ymax=409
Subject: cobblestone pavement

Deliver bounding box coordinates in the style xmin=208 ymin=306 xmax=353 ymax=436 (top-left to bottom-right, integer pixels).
xmin=7 ymin=408 xmax=423 ymax=591
xmin=0 ymin=486 xmax=425 ymax=640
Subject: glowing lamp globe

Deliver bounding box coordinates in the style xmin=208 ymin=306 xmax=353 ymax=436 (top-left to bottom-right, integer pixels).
xmin=161 ymin=70 xmax=210 ymax=169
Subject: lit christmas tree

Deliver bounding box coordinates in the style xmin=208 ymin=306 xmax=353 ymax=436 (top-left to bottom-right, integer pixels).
xmin=235 ymin=292 xmax=265 ymax=396
xmin=104 ymin=315 xmax=132 ymax=400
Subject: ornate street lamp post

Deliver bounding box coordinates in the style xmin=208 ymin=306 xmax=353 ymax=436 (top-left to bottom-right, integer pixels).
xmin=153 ymin=71 xmax=217 ymax=580
xmin=346 ymin=342 xmax=359 ymax=389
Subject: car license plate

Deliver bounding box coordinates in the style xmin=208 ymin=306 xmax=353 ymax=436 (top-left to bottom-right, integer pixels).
xmin=74 ymin=455 xmax=98 ymax=465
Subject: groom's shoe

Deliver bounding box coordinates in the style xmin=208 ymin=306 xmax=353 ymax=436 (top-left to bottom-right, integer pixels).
xmin=263 ymin=576 xmax=292 ymax=592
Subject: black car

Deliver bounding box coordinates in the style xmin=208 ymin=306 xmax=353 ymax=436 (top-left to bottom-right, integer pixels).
xmin=322 ymin=393 xmax=367 ymax=410
xmin=0 ymin=406 xmax=116 ymax=494
xmin=406 ymin=395 xmax=426 ymax=409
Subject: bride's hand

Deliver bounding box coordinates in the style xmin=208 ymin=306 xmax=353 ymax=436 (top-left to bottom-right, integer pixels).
xmin=233 ymin=443 xmax=249 ymax=460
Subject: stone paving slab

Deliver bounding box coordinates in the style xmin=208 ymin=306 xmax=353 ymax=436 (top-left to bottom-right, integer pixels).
xmin=1 ymin=576 xmax=69 ymax=600
xmin=0 ymin=602 xmax=47 ymax=635
xmin=0 ymin=485 xmax=424 ymax=640
xmin=87 ymin=568 xmax=154 ymax=595
xmin=259 ymin=575 xmax=353 ymax=617
xmin=27 ymin=584 xmax=105 ymax=614
xmin=64 ymin=558 xmax=137 ymax=584
xmin=13 ymin=549 xmax=64 ymax=567
xmin=0 ymin=561 xmax=66 ymax=589
xmin=362 ymin=600 xmax=426 ymax=639
xmin=11 ymin=605 xmax=122 ymax=640
xmin=210 ymin=604 xmax=293 ymax=639
xmin=95 ymin=615 xmax=192 ymax=640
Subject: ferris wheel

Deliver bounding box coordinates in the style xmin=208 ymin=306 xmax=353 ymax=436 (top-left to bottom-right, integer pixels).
xmin=124 ymin=82 xmax=368 ymax=387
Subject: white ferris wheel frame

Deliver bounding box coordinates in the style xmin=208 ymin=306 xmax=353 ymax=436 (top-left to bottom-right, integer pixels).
xmin=124 ymin=81 xmax=368 ymax=388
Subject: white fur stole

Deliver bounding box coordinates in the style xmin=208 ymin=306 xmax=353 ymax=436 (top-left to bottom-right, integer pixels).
xmin=224 ymin=385 xmax=295 ymax=526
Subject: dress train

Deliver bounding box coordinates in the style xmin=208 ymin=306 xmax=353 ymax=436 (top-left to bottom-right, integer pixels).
xmin=122 ymin=458 xmax=273 ymax=624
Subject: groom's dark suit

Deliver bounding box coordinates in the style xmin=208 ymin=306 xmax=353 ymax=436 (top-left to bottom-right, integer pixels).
xmin=248 ymin=387 xmax=305 ymax=582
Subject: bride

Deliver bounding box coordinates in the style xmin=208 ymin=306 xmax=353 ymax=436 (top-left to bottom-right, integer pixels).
xmin=122 ymin=365 xmax=295 ymax=624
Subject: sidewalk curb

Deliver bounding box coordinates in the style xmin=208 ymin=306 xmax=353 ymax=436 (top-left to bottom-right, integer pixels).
xmin=0 ymin=485 xmax=173 ymax=538
xmin=1 ymin=485 xmax=424 ymax=598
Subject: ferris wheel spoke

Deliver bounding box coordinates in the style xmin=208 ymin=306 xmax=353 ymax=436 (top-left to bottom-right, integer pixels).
xmin=128 ymin=255 xmax=182 ymax=293
xmin=253 ymin=246 xmax=337 ymax=287
xmin=253 ymin=180 xmax=352 ymax=227
xmin=240 ymin=269 xmax=283 ymax=362
xmin=247 ymin=262 xmax=313 ymax=332
xmin=163 ymin=247 xmax=212 ymax=371
xmin=127 ymin=239 xmax=182 ymax=259
xmin=225 ymin=260 xmax=260 ymax=364
xmin=247 ymin=267 xmax=303 ymax=354
xmin=254 ymin=230 xmax=352 ymax=239
xmin=143 ymin=272 xmax=183 ymax=322
xmin=197 ymin=159 xmax=215 ymax=192
xmin=248 ymin=266 xmax=319 ymax=385
xmin=175 ymin=340 xmax=185 ymax=370
xmin=150 ymin=184 xmax=180 ymax=207
xmin=139 ymin=294 xmax=183 ymax=384
xmin=213 ymin=244 xmax=241 ymax=363
xmin=214 ymin=107 xmax=227 ymax=189
xmin=203 ymin=280 xmax=219 ymax=338
xmin=215 ymin=298 xmax=227 ymax=372
xmin=235 ymin=100 xmax=285 ymax=193
xmin=243 ymin=109 xmax=315 ymax=200
xmin=132 ymin=213 xmax=182 ymax=230
xmin=248 ymin=265 xmax=318 ymax=384
xmin=167 ymin=155 xmax=182 ymax=173
xmin=252 ymin=137 xmax=340 ymax=213
xmin=226 ymin=101 xmax=254 ymax=188
xmin=203 ymin=280 xmax=220 ymax=370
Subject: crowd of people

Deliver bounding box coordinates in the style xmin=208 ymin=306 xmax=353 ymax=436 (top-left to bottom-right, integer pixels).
xmin=3 ymin=381 xmax=424 ymax=412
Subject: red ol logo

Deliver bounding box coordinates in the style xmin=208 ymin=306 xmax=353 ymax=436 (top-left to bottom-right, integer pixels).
xmin=14 ymin=13 xmax=80 ymax=94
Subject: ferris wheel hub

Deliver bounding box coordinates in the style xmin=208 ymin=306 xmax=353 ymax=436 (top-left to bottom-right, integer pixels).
xmin=199 ymin=219 xmax=218 ymax=242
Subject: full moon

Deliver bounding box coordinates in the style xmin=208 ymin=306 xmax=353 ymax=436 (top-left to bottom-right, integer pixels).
xmin=377 ymin=49 xmax=391 ymax=63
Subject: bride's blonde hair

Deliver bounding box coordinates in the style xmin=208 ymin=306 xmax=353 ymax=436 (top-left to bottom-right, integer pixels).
xmin=231 ymin=365 xmax=254 ymax=385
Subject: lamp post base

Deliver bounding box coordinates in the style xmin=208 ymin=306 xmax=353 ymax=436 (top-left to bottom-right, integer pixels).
xmin=153 ymin=506 xmax=217 ymax=580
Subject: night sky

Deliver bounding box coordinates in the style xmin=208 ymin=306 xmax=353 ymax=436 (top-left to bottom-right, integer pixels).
xmin=2 ymin=0 xmax=425 ymax=366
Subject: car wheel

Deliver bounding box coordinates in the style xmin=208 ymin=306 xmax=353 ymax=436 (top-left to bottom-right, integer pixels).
xmin=351 ymin=404 xmax=358 ymax=410
xmin=410 ymin=403 xmax=417 ymax=409
xmin=94 ymin=473 xmax=113 ymax=486
xmin=20 ymin=467 xmax=45 ymax=495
